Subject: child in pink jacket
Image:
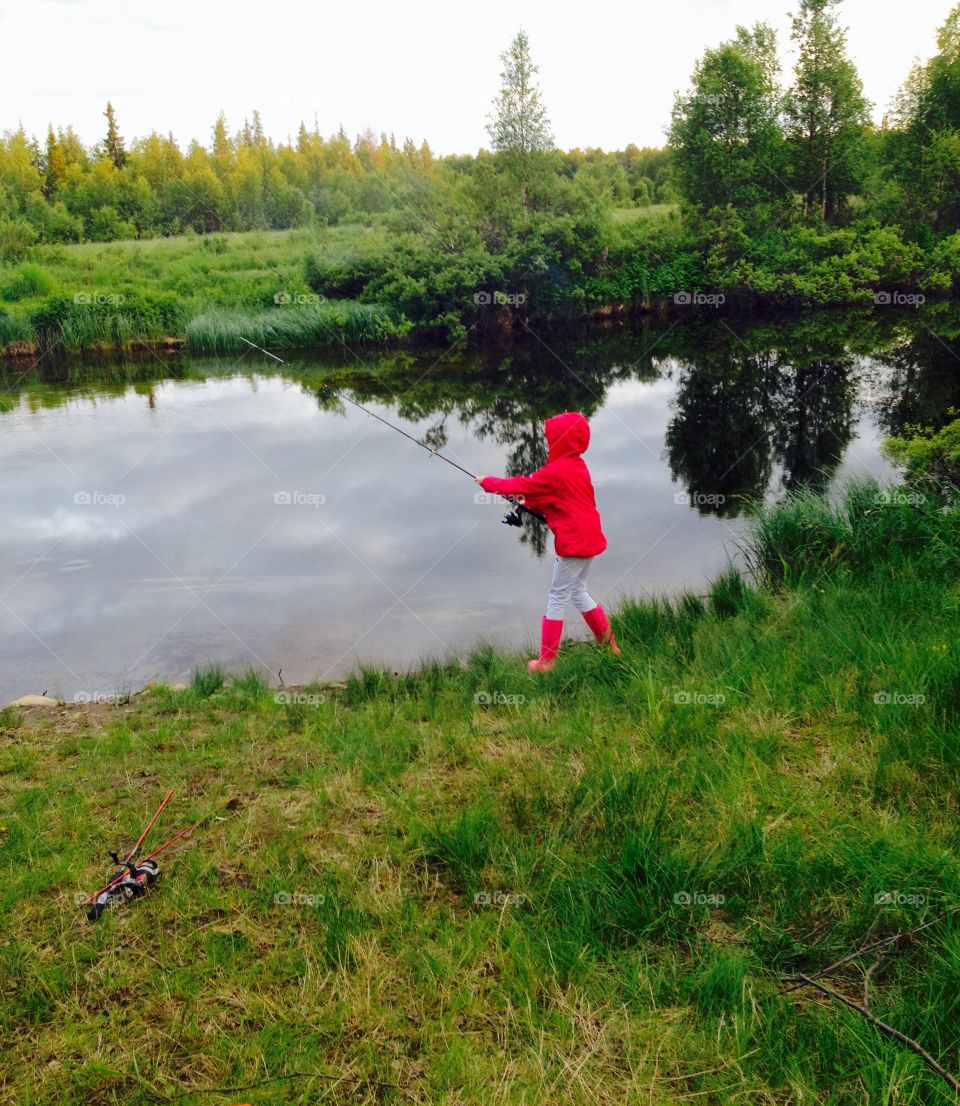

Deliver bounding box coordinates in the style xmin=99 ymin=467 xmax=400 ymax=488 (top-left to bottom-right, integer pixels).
xmin=477 ymin=411 xmax=620 ymax=671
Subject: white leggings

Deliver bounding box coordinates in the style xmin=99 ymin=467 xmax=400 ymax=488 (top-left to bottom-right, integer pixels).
xmin=546 ymin=555 xmax=598 ymax=620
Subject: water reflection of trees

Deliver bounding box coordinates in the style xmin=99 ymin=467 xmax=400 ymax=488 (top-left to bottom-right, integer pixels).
xmin=5 ymin=310 xmax=944 ymax=539
xmin=664 ymin=329 xmax=859 ymax=515
xmin=306 ymin=321 xmax=866 ymax=526
xmin=870 ymin=312 xmax=960 ymax=437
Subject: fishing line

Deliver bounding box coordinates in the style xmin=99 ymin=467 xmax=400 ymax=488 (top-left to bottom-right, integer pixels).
xmin=240 ymin=336 xmax=476 ymax=479
xmin=240 ymin=336 xmax=545 ymax=525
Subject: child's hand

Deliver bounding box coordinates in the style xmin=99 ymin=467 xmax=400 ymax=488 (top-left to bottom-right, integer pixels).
xmin=474 ymin=475 xmax=486 ymax=487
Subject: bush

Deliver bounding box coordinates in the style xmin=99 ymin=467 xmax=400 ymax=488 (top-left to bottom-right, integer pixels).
xmin=0 ymin=217 xmax=38 ymax=263
xmin=0 ymin=263 xmax=54 ymax=303
xmin=744 ymin=477 xmax=960 ymax=587
xmin=883 ymin=417 xmax=960 ymax=486
xmin=185 ymin=300 xmax=406 ymax=352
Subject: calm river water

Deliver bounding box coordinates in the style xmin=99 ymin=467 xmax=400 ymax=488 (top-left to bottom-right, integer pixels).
xmin=2 ymin=312 xmax=955 ymax=703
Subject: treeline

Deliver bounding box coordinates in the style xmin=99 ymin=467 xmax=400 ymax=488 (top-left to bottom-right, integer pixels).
xmin=6 ymin=5 xmax=960 ymax=357
xmin=0 ymin=102 xmax=672 ymax=259
xmin=652 ymin=0 xmax=960 ymax=302
xmin=301 ymin=2 xmax=960 ymax=331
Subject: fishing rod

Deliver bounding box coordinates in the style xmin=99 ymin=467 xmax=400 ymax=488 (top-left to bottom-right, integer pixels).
xmin=240 ymin=336 xmax=546 ymax=527
xmin=81 ymin=788 xmax=172 ymax=916
xmin=82 ymin=794 xmax=226 ymax=920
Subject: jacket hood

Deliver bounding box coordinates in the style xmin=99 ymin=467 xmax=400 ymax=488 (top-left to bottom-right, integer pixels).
xmin=545 ymin=412 xmax=590 ymax=460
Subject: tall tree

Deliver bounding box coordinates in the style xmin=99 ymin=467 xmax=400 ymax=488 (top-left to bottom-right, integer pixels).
xmin=669 ymin=24 xmax=786 ymax=213
xmin=784 ymin=0 xmax=869 ymax=222
xmin=487 ymin=30 xmax=553 ymax=157
xmin=102 ymin=102 xmax=126 ymax=169
xmin=888 ymin=6 xmax=960 ymax=236
xmin=44 ymin=126 xmax=67 ymax=196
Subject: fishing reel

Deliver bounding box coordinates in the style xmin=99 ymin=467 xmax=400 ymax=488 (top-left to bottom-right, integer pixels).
xmin=502 ymin=497 xmax=545 ymax=527
xmin=87 ymin=853 xmax=161 ymax=921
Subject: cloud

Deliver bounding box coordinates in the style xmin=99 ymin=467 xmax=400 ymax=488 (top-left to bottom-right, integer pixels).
xmin=14 ymin=510 xmax=127 ymax=544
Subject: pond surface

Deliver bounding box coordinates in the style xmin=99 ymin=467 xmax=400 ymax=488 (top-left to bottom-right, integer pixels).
xmin=2 ymin=311 xmax=957 ymax=703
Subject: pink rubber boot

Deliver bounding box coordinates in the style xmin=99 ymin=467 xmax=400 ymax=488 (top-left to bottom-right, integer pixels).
xmin=582 ymin=605 xmax=621 ymax=655
xmin=528 ymin=617 xmax=563 ymax=672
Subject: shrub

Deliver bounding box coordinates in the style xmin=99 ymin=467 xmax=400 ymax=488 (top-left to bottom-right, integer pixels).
xmin=0 ymin=263 xmax=54 ymax=303
xmin=883 ymin=417 xmax=960 ymax=486
xmin=0 ymin=217 xmax=38 ymax=263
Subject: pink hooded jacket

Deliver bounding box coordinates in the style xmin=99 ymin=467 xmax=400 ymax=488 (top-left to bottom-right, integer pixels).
xmin=480 ymin=411 xmax=607 ymax=558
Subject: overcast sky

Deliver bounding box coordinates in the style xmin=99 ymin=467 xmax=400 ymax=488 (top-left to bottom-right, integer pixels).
xmin=0 ymin=0 xmax=951 ymax=154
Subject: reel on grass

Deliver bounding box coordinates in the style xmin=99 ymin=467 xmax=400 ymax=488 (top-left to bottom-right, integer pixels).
xmin=87 ymin=855 xmax=161 ymax=921
xmin=80 ymin=788 xmax=224 ymax=922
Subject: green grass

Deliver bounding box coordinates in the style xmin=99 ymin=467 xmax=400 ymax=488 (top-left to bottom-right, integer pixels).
xmin=185 ymin=300 xmax=405 ymax=353
xmin=0 ymin=225 xmax=394 ymax=355
xmin=1 ymin=477 xmax=959 ymax=1104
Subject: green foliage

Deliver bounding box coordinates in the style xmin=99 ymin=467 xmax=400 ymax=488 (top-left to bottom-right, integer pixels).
xmin=744 ymin=477 xmax=960 ymax=586
xmin=884 ymin=416 xmax=960 ymax=485
xmin=0 ymin=216 xmax=38 ymax=262
xmin=669 ymin=25 xmax=787 ymax=214
xmin=784 ymin=0 xmax=870 ymax=222
xmin=190 ymin=663 xmax=226 ymax=698
xmin=0 ymin=262 xmax=53 ymax=302
xmin=185 ymin=300 xmax=405 ymax=352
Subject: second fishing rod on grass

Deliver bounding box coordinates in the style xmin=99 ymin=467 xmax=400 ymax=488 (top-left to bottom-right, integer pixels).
xmin=240 ymin=336 xmax=546 ymax=529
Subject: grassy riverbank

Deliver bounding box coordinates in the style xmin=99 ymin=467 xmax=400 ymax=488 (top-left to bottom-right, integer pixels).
xmin=3 ymin=202 xmax=959 ymax=360
xmin=0 ymin=225 xmax=405 ymax=357
xmin=2 ymin=477 xmax=959 ymax=1104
